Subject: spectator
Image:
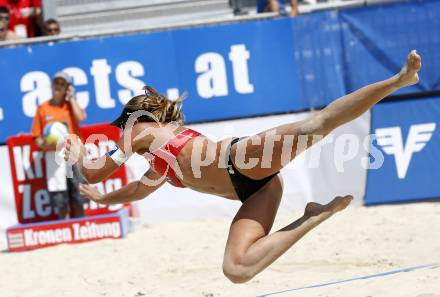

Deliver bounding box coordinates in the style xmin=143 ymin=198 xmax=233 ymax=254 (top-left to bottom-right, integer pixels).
xmin=229 ymin=0 xmax=246 ymax=15
xmin=0 ymin=0 xmax=41 ymax=37
xmin=257 ymin=0 xmax=298 ymax=17
xmin=43 ymin=18 xmax=60 ymax=36
xmin=31 ymin=72 xmax=87 ymax=219
xmin=0 ymin=6 xmax=20 ymax=40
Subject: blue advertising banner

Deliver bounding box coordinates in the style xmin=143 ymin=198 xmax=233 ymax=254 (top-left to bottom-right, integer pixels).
xmin=291 ymin=10 xmax=346 ymax=108
xmin=365 ymin=97 xmax=440 ymax=205
xmin=339 ymin=0 xmax=440 ymax=95
xmin=0 ymin=18 xmax=306 ymax=143
xmin=0 ymin=0 xmax=439 ymax=143
xmin=173 ymin=18 xmax=303 ymax=122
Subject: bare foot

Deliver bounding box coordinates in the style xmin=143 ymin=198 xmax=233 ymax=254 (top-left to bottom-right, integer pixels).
xmin=304 ymin=195 xmax=353 ymax=219
xmin=395 ymin=50 xmax=421 ymax=88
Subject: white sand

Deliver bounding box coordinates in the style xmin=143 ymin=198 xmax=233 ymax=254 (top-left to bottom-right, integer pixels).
xmin=1 ymin=202 xmax=439 ymax=297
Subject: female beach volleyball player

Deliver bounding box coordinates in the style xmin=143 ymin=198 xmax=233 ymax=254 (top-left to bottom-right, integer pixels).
xmin=65 ymin=51 xmax=421 ymax=283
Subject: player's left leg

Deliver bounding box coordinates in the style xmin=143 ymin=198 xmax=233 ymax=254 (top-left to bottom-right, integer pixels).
xmin=232 ymin=50 xmax=421 ymax=179
xmin=222 ymin=174 xmax=352 ymax=283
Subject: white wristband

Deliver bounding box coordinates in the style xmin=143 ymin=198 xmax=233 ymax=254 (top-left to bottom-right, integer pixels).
xmin=107 ymin=145 xmax=128 ymax=166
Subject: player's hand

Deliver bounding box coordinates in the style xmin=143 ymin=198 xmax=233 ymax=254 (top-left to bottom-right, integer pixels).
xmin=79 ymin=184 xmax=106 ymax=203
xmin=63 ymin=135 xmax=84 ymax=163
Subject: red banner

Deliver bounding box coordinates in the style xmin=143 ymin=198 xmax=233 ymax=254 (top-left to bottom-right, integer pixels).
xmin=7 ymin=209 xmax=129 ymax=252
xmin=80 ymin=123 xmax=129 ymax=216
xmin=7 ymin=123 xmax=129 ymax=224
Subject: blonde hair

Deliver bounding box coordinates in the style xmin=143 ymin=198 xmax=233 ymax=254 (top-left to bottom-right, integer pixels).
xmin=125 ymin=86 xmax=186 ymax=123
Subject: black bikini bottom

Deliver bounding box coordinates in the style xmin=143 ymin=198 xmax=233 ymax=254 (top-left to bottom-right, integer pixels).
xmin=226 ymin=138 xmax=279 ymax=203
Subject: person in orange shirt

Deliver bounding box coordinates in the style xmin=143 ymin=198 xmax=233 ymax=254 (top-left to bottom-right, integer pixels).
xmin=31 ymin=72 xmax=87 ymax=219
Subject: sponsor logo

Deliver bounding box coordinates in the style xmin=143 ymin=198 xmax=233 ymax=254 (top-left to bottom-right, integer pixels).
xmin=375 ymin=123 xmax=436 ymax=178
xmin=8 ymin=221 xmax=122 ymax=250
xmin=8 ymin=134 xmax=126 ymax=223
xmin=7 ymin=232 xmax=25 ymax=249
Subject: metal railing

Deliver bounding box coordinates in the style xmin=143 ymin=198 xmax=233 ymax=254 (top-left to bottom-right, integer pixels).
xmin=1 ymin=0 xmax=404 ymax=48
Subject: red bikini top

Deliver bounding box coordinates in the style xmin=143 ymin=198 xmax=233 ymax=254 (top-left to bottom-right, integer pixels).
xmin=144 ymin=128 xmax=201 ymax=188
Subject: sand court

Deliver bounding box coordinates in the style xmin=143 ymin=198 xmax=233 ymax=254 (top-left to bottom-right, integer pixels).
xmin=1 ymin=202 xmax=439 ymax=297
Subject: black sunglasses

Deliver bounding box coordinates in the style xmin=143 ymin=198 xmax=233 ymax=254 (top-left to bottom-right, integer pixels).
xmin=0 ymin=16 xmax=10 ymax=21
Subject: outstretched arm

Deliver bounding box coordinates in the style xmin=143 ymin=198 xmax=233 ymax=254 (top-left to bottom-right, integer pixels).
xmin=64 ymin=122 xmax=175 ymax=183
xmin=64 ymin=124 xmax=148 ymax=183
xmin=79 ymin=169 xmax=165 ymax=205
xmin=64 ymin=135 xmax=123 ymax=184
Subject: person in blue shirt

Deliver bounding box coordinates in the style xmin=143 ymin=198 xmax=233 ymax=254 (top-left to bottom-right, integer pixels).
xmin=257 ymin=0 xmax=298 ymax=16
